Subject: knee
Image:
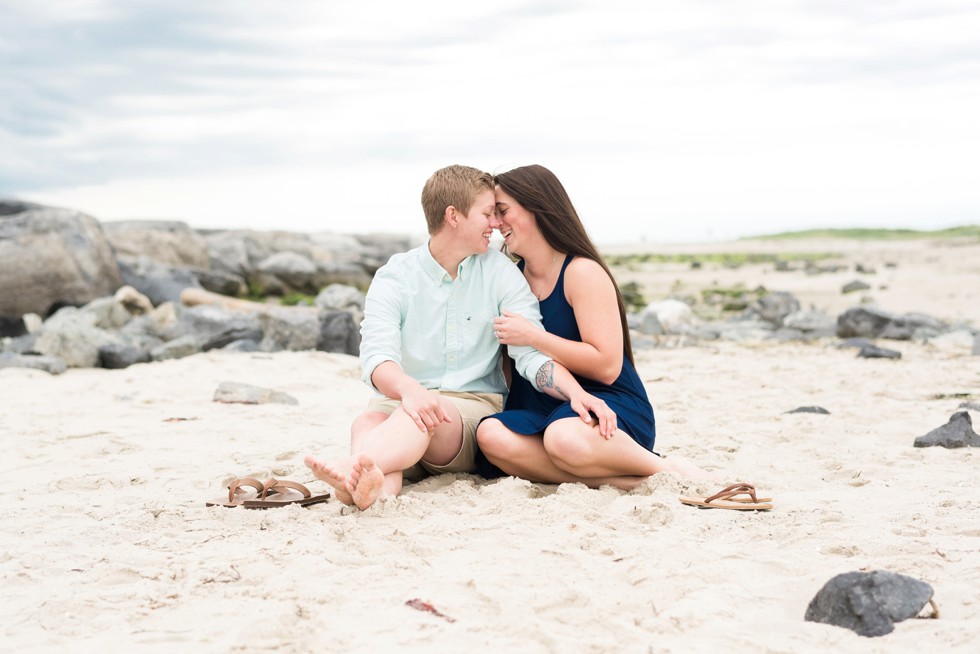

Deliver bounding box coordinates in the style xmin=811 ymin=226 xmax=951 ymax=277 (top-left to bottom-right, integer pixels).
xmin=543 ymin=427 xmax=592 ymax=469
xmin=476 ymin=419 xmax=516 ymax=459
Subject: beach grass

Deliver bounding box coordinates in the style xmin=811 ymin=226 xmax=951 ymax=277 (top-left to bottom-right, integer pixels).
xmin=747 ymin=225 xmax=980 ymax=241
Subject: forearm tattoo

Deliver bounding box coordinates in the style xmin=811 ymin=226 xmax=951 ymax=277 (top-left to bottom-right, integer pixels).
xmin=536 ymin=362 xmax=569 ymax=400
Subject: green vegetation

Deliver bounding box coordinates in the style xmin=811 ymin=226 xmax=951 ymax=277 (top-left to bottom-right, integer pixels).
xmin=747 ymin=225 xmax=980 ymax=241
xmin=618 ymin=280 xmax=647 ymax=312
xmin=605 ymin=251 xmax=839 ymax=267
xmin=280 ymin=293 xmax=316 ymax=307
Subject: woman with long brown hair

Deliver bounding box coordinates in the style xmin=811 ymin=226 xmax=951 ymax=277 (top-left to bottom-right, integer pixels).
xmin=477 ymin=164 xmax=709 ymax=488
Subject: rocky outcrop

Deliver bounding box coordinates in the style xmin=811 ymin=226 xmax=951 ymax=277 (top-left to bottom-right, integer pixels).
xmin=0 ymin=200 xmax=122 ymax=319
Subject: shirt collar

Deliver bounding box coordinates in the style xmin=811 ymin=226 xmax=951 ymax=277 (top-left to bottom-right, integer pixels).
xmin=420 ymin=241 xmax=475 ymax=284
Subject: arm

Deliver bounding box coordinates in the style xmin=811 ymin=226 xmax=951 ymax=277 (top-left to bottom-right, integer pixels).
xmin=533 ymin=360 xmax=617 ymax=439
xmin=359 ymin=264 xmax=451 ymax=433
xmin=494 ymin=258 xmax=623 ymax=385
xmin=370 ymin=361 xmax=452 ymax=433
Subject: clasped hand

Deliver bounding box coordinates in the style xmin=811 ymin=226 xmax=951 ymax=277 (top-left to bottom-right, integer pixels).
xmin=492 ymin=310 xmax=538 ymax=346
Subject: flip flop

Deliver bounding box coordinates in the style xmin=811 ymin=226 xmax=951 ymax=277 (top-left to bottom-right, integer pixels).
xmin=242 ymin=479 xmax=330 ymax=509
xmin=679 ymin=483 xmax=773 ymax=511
xmin=205 ymin=477 xmax=273 ymax=507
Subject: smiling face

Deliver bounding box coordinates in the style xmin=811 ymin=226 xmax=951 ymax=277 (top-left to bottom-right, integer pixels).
xmin=457 ymin=188 xmax=497 ymax=254
xmin=493 ymin=186 xmax=539 ymax=258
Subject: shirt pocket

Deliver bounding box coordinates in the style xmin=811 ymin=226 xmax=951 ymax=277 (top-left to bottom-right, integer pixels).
xmin=461 ymin=309 xmax=495 ymax=354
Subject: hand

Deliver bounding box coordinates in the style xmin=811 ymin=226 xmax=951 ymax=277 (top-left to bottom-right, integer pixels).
xmin=570 ymin=392 xmax=617 ymax=439
xmin=493 ymin=310 xmax=539 ymax=346
xmin=399 ymin=387 xmax=453 ymax=433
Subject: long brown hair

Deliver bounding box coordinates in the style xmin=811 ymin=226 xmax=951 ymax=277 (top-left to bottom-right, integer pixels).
xmin=494 ymin=164 xmax=635 ymax=365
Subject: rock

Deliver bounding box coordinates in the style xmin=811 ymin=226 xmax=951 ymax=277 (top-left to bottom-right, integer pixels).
xmin=32 ymin=307 xmax=125 ymax=368
xmin=804 ymin=570 xmax=934 ymax=637
xmin=0 ymin=352 xmax=68 ymax=375
xmin=103 ymin=220 xmax=211 ymax=268
xmin=973 ymin=334 xmax=980 ymax=356
xmin=785 ymin=406 xmax=830 ymax=414
xmin=913 ymin=411 xmax=980 ymax=448
xmin=925 ymin=329 xmax=977 ymax=351
xmin=259 ymin=309 xmax=320 ymax=352
xmin=0 ymin=200 xmax=122 ymax=318
xmin=114 ymin=285 xmax=154 ymax=315
xmin=959 ymin=401 xmax=980 ymax=412
xmin=783 ymin=309 xmax=836 ymax=335
xmin=256 ymin=251 xmax=318 ymax=293
xmin=745 ymin=291 xmax=800 ymax=327
xmin=857 ymin=344 xmax=902 ymax=359
xmin=842 ymin=280 xmax=872 ymax=294
xmin=317 ymin=310 xmax=360 ymax=355
xmin=159 ymin=305 xmax=262 ymax=351
xmin=315 ymin=284 xmax=366 ymax=313
xmin=837 ymin=307 xmax=945 ymax=340
xmin=150 ymin=335 xmax=201 ymax=362
xmin=98 ymin=343 xmax=151 ymax=369
xmin=0 ymin=316 xmax=27 ymax=337
xmin=117 ymin=256 xmax=202 ymax=306
xmin=640 ymin=300 xmax=698 ymax=333
xmin=213 ymin=381 xmax=298 ymax=405
xmin=195 ymin=268 xmax=247 ymax=297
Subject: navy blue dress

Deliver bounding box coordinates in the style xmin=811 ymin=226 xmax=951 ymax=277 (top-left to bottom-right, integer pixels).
xmin=476 ymin=255 xmax=656 ymax=479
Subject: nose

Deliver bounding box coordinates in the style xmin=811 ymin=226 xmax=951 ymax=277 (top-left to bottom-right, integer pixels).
xmin=489 ymin=211 xmax=502 ymax=229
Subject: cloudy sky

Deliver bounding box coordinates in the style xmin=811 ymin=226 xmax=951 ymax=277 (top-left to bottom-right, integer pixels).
xmin=2 ymin=0 xmax=978 ymax=244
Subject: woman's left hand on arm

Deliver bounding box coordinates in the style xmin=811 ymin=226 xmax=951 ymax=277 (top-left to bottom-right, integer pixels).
xmin=493 ymin=310 xmax=539 ymax=347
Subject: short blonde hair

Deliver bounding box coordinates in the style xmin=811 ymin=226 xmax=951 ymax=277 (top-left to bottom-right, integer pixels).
xmin=420 ymin=165 xmax=494 ymax=234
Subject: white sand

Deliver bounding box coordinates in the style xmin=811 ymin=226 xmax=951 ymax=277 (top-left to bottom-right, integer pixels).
xmin=3 ymin=239 xmax=979 ymax=652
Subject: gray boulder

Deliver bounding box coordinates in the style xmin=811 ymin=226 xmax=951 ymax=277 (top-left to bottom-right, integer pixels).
xmin=913 ymin=411 xmax=980 ymax=448
xmin=150 ymin=335 xmax=200 ymax=361
xmin=805 ymin=570 xmax=934 ymax=637
xmin=837 ymin=306 xmax=945 ymax=340
xmin=0 ymin=200 xmax=122 ymax=319
xmin=103 ymin=220 xmax=211 ymax=268
xmin=159 ymin=305 xmax=262 ymax=351
xmin=213 ymin=381 xmax=298 ymax=405
xmin=118 ymin=256 xmax=202 ymax=306
xmin=0 ymin=352 xmax=68 ymax=375
xmin=98 ymin=343 xmax=152 ymax=369
xmin=259 ymin=309 xmax=319 ymax=351
xmin=842 ymin=280 xmax=871 ymax=294
xmin=317 ymin=310 xmax=360 ymax=355
xmin=857 ymin=344 xmax=902 ymax=359
xmin=745 ymin=291 xmax=800 ymax=328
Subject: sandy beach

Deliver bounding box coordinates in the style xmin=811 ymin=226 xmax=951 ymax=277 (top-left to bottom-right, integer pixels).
xmin=3 ymin=238 xmax=979 ymax=652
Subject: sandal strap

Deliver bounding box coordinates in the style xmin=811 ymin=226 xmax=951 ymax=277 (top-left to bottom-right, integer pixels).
xmin=227 ymin=477 xmax=266 ymax=503
xmin=264 ymin=479 xmax=312 ymax=499
xmin=704 ymin=483 xmax=758 ymax=504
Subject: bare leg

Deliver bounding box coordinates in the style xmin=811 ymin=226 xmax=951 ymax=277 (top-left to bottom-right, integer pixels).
xmin=543 ymin=418 xmax=715 ymax=481
xmin=477 ymin=419 xmax=647 ymax=491
xmin=304 ymin=410 xmax=389 ymax=505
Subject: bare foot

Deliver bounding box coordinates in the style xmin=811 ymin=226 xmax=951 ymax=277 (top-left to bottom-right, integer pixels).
xmin=304 ymin=454 xmax=355 ymax=505
xmin=347 ymin=454 xmax=386 ymax=510
xmin=663 ymin=455 xmax=723 ymax=482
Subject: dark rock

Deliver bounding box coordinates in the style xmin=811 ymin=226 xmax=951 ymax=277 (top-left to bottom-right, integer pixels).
xmin=213 ymin=381 xmax=298 ymax=405
xmin=117 ymin=256 xmax=202 ymax=306
xmin=317 ymin=310 xmax=360 ymax=355
xmin=0 ymin=316 xmax=26 ymax=337
xmin=150 ymin=335 xmax=201 ymax=361
xmin=913 ymin=411 xmax=980 ymax=448
xmin=98 ymin=343 xmax=152 ymax=369
xmin=855 ymin=263 xmax=876 ymax=274
xmin=785 ymin=406 xmax=830 ymax=414
xmin=805 ymin=570 xmax=934 ymax=637
xmin=259 ymin=309 xmax=319 ymax=351
xmin=221 ymin=339 xmax=262 ymax=352
xmin=842 ymin=280 xmax=871 ymax=294
xmin=195 ymin=268 xmax=247 ymax=297
xmin=0 ymin=352 xmax=68 ymax=375
xmin=837 ymin=307 xmax=945 ymax=340
xmin=0 ymin=202 xmax=122 ymax=318
xmin=857 ymin=344 xmax=902 ymax=359
xmin=159 ymin=305 xmax=262 ymax=351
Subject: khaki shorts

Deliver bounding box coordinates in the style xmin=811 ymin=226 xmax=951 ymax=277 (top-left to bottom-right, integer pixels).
xmin=365 ymin=390 xmax=503 ymax=480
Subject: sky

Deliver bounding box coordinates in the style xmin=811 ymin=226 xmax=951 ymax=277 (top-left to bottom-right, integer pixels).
xmin=1 ymin=0 xmax=978 ymax=244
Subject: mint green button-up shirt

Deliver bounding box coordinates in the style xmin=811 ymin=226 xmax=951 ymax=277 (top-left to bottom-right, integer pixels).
xmin=359 ymin=243 xmax=550 ymax=395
